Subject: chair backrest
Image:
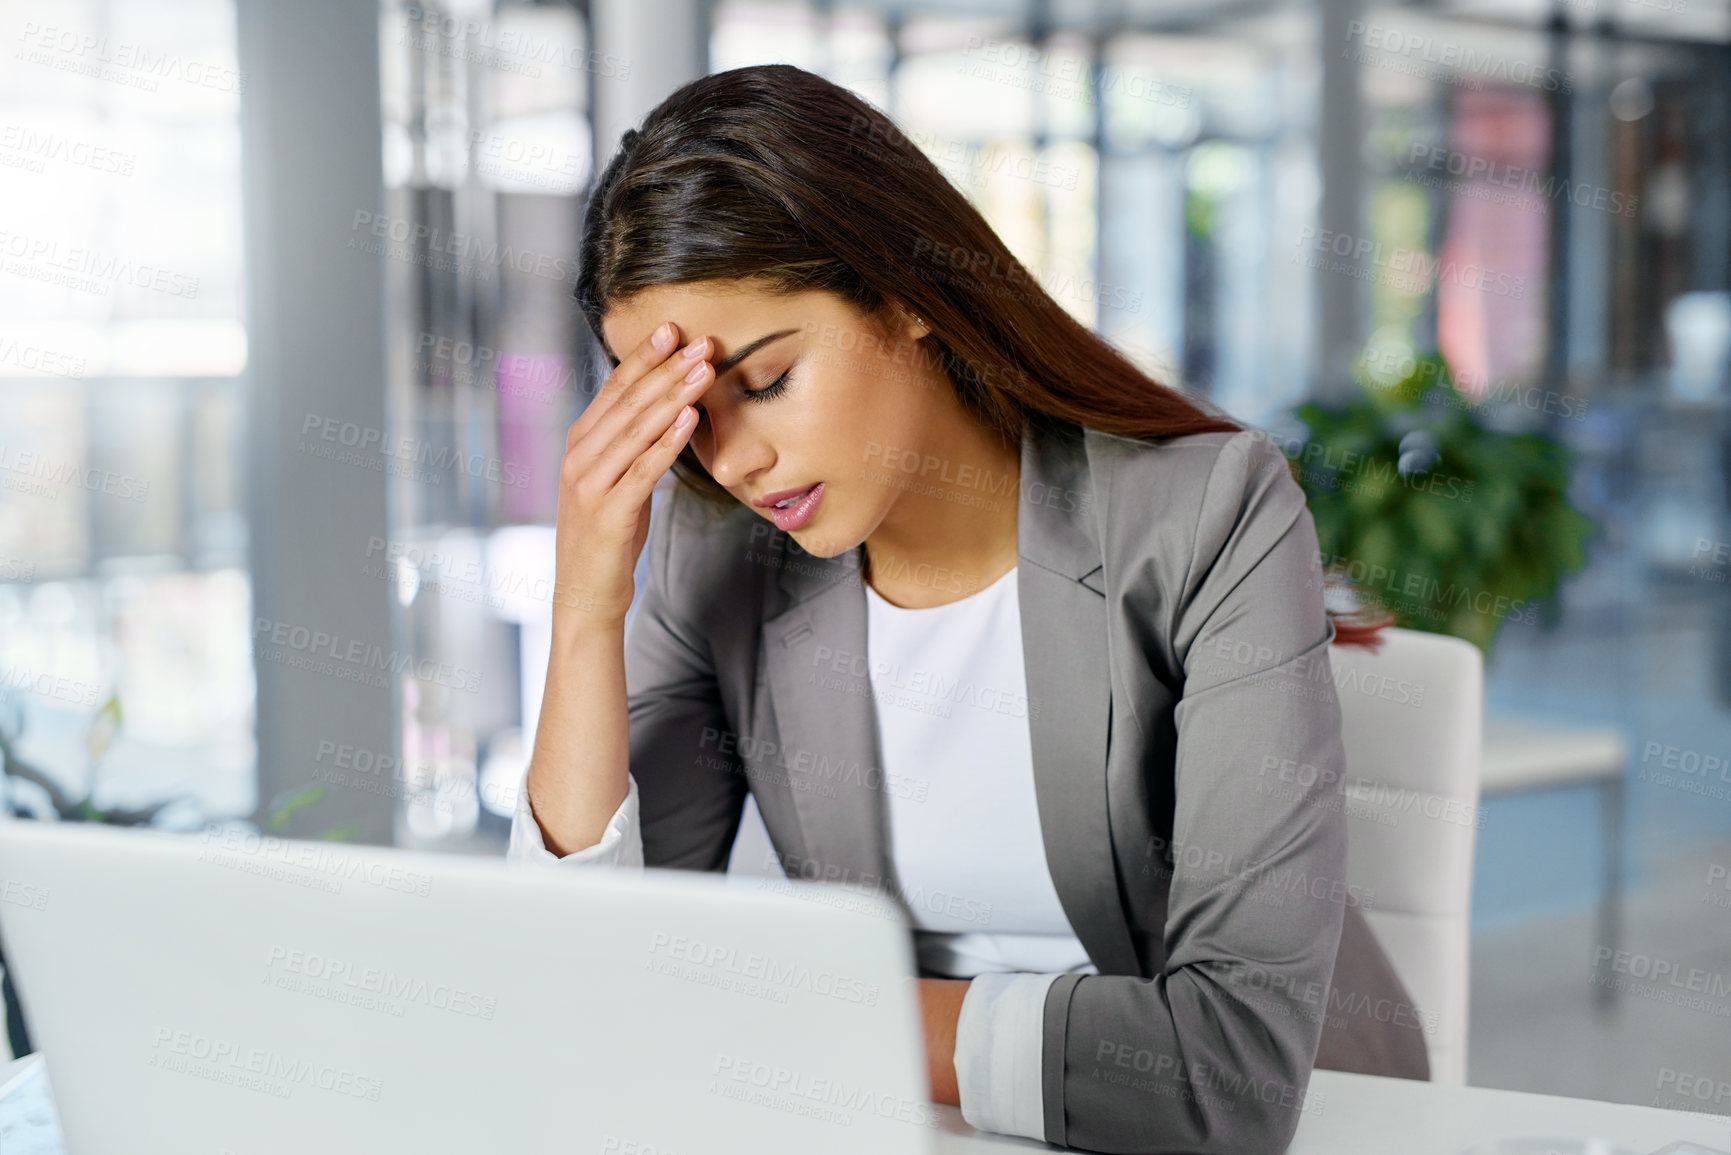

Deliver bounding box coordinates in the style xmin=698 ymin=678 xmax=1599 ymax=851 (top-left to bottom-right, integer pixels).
xmin=1330 ymin=626 xmax=1483 ymax=1085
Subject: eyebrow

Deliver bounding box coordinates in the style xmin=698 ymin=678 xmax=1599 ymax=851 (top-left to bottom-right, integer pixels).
xmin=712 ymin=329 xmax=799 ymax=376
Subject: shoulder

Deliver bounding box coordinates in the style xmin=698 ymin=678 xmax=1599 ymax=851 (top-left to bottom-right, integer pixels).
xmin=1081 ymin=424 xmax=1307 ymax=567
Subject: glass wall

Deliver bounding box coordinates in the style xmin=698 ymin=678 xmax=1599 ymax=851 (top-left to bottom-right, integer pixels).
xmin=0 ymin=0 xmax=254 ymax=829
xmin=374 ymin=0 xmax=595 ymax=851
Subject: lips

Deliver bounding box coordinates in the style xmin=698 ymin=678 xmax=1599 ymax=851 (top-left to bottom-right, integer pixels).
xmin=764 ymin=482 xmax=824 ymax=532
xmin=753 ymin=484 xmax=818 ymax=509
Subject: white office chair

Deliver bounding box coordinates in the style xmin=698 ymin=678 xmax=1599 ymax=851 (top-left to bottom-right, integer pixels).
xmin=1330 ymin=626 xmax=1484 ymax=1086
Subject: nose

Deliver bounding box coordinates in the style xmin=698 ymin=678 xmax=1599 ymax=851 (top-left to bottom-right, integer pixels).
xmin=700 ymin=404 xmax=774 ymax=493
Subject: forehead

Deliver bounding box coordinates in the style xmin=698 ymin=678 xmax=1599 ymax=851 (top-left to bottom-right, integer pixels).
xmin=599 ymin=282 xmax=849 ymax=363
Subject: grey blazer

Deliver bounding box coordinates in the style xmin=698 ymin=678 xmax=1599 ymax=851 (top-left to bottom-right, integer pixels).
xmin=620 ymin=416 xmax=1428 ymax=1154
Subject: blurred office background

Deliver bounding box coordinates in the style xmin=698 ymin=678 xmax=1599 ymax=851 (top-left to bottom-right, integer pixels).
xmin=0 ymin=0 xmax=1727 ymax=1113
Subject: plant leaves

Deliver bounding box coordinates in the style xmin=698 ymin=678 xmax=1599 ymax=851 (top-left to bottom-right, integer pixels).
xmin=86 ymin=693 xmax=122 ymax=763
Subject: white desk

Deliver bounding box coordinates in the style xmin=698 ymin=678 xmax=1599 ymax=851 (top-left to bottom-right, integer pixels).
xmin=4 ymin=1053 xmax=1727 ymax=1153
xmin=929 ymin=1072 xmax=1730 ymax=1152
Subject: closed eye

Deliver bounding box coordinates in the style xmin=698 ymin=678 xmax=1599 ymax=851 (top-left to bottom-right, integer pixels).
xmin=742 ymin=367 xmax=791 ymax=403
xmin=693 ymin=363 xmax=794 ymax=425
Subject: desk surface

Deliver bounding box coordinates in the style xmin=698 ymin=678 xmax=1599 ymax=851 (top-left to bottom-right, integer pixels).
xmin=928 ymin=1072 xmax=1730 ymax=1154
xmin=4 ymin=1054 xmax=1726 ymax=1154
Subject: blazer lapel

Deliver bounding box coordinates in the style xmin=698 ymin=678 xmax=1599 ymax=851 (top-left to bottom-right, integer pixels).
xmin=1017 ymin=420 xmax=1141 ymax=977
xmin=757 ymin=418 xmax=1140 ymax=976
xmin=760 ymin=552 xmax=897 ymax=904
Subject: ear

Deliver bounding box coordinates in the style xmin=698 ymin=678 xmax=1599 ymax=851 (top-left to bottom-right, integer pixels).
xmin=890 ymin=303 xmax=930 ymax=342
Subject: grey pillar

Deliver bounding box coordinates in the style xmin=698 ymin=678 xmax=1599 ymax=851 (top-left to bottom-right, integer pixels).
xmin=591 ymin=0 xmax=707 ymax=165
xmin=236 ymin=0 xmax=397 ymax=845
xmin=1313 ymin=0 xmax=1366 ymax=404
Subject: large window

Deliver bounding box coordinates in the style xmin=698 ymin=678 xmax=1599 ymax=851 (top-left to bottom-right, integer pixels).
xmin=708 ymin=1 xmax=1321 ymax=427
xmin=375 ymin=0 xmax=595 ymax=850
xmin=0 ymin=0 xmax=253 ymax=826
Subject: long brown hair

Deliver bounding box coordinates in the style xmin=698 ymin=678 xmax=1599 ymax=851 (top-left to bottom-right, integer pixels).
xmin=573 ymin=64 xmax=1387 ymax=649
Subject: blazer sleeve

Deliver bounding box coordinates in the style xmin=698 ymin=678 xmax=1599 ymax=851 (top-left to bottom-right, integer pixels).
xmin=507 ymin=486 xmax=749 ymax=873
xmin=620 ymin=486 xmax=752 ymax=871
xmin=1040 ymin=430 xmax=1347 ymax=1154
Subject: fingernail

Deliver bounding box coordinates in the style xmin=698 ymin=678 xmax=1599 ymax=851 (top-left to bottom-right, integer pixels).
xmin=681 ymin=338 xmax=707 ymax=361
xmin=652 ymin=323 xmax=674 ymax=351
xmin=684 ymin=360 xmax=708 ymax=383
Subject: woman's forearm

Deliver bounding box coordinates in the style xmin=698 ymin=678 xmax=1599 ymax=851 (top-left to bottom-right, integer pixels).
xmin=919 ymin=977 xmax=969 ymax=1106
xmin=523 ymin=621 xmax=631 ymax=857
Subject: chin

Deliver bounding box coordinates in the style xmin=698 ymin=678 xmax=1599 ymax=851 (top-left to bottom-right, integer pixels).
xmin=788 ymin=527 xmax=858 ymax=559
xmin=781 ymin=511 xmax=861 ymax=559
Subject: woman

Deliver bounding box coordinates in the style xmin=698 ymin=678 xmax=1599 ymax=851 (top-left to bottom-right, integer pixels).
xmin=510 ymin=63 xmax=1429 ymax=1154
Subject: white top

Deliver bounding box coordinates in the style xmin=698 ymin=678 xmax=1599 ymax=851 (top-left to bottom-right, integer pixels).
xmin=506 ymin=564 xmax=1088 ymax=1143
xmin=867 ymin=566 xmax=1093 ymax=968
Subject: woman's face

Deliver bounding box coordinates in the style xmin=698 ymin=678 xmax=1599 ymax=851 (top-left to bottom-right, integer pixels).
xmin=599 ymin=282 xmax=952 ymax=559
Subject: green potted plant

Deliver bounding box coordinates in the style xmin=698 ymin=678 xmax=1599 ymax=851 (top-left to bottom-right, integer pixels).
xmin=1285 ymin=353 xmax=1598 ymax=656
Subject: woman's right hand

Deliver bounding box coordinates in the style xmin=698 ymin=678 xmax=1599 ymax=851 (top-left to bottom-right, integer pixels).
xmin=553 ymin=321 xmax=714 ymax=632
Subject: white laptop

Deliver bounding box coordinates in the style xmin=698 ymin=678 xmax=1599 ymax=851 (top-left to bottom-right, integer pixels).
xmin=0 ymin=817 xmax=939 ymax=1154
